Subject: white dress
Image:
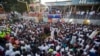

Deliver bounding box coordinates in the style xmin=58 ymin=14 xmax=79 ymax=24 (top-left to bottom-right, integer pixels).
xmin=50 ymin=27 xmax=55 ymax=39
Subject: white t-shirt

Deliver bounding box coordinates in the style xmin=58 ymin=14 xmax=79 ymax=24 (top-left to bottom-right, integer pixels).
xmin=0 ymin=45 xmax=4 ymax=51
xmin=48 ymin=44 xmax=54 ymax=47
xmin=81 ymin=11 xmax=85 ymax=15
xmin=53 ymin=51 xmax=57 ymax=54
xmin=45 ymin=45 xmax=49 ymax=51
xmin=5 ymin=49 xmax=13 ymax=56
xmin=78 ymin=38 xmax=82 ymax=42
xmin=61 ymin=48 xmax=64 ymax=52
xmin=6 ymin=43 xmax=14 ymax=50
xmin=89 ymin=11 xmax=95 ymax=15
xmin=56 ymin=45 xmax=61 ymax=51
xmin=10 ymin=51 xmax=15 ymax=56
xmin=67 ymin=52 xmax=73 ymax=56
xmin=35 ymin=53 xmax=40 ymax=56
xmin=94 ymin=40 xmax=100 ymax=46
xmin=21 ymin=46 xmax=26 ymax=50
xmin=10 ymin=51 xmax=20 ymax=56
xmin=90 ymin=48 xmax=96 ymax=53
xmin=65 ymin=47 xmax=69 ymax=51
xmin=25 ymin=44 xmax=31 ymax=51
xmin=70 ymin=36 xmax=77 ymax=44
xmin=38 ymin=45 xmax=46 ymax=51
xmin=84 ymin=44 xmax=89 ymax=51
xmin=27 ymin=54 xmax=32 ymax=56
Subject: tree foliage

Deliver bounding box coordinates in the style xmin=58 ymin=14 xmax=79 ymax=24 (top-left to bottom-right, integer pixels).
xmin=1 ymin=0 xmax=28 ymax=13
xmin=16 ymin=2 xmax=27 ymax=13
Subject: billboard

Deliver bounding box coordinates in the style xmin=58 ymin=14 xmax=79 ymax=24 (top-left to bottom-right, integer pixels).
xmin=48 ymin=14 xmax=61 ymax=18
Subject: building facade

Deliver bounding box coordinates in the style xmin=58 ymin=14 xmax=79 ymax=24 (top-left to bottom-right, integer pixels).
xmin=46 ymin=0 xmax=100 ymax=15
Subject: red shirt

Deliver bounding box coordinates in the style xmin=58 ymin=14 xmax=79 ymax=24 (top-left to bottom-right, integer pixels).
xmin=55 ymin=52 xmax=61 ymax=56
xmin=5 ymin=34 xmax=10 ymax=41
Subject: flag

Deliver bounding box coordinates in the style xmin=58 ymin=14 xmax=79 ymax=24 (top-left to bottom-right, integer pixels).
xmin=89 ymin=30 xmax=98 ymax=39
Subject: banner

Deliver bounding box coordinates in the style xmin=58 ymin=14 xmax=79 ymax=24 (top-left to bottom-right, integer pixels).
xmin=48 ymin=14 xmax=61 ymax=18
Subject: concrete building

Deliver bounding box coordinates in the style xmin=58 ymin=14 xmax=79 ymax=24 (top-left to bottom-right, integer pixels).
xmin=46 ymin=0 xmax=100 ymax=13
xmin=45 ymin=0 xmax=100 ymax=25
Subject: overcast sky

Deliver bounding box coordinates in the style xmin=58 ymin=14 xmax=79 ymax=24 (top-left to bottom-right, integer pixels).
xmin=41 ymin=0 xmax=68 ymax=4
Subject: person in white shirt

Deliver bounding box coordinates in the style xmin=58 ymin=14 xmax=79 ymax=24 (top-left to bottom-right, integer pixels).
xmin=10 ymin=51 xmax=20 ymax=56
xmin=25 ymin=44 xmax=31 ymax=52
xmin=56 ymin=44 xmax=61 ymax=51
xmin=70 ymin=36 xmax=77 ymax=45
xmin=84 ymin=44 xmax=90 ymax=52
xmin=0 ymin=45 xmax=4 ymax=51
xmin=5 ymin=49 xmax=13 ymax=56
xmin=6 ymin=42 xmax=14 ymax=50
xmin=50 ymin=27 xmax=55 ymax=39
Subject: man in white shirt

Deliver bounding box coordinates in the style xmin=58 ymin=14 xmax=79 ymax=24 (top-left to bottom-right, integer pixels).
xmin=0 ymin=45 xmax=4 ymax=52
xmin=50 ymin=27 xmax=55 ymax=39
xmin=5 ymin=49 xmax=13 ymax=56
xmin=10 ymin=51 xmax=20 ymax=56
xmin=56 ymin=44 xmax=61 ymax=51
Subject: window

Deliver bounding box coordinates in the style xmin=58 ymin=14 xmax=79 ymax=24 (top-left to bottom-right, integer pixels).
xmin=79 ymin=0 xmax=86 ymax=4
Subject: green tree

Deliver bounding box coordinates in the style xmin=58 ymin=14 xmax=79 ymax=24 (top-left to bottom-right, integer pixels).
xmin=2 ymin=0 xmax=18 ymax=12
xmin=2 ymin=0 xmax=29 ymax=13
xmin=16 ymin=2 xmax=27 ymax=13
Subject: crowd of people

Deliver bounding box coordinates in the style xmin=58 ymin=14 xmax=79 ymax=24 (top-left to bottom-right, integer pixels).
xmin=0 ymin=19 xmax=100 ymax=56
xmin=64 ymin=10 xmax=100 ymax=19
